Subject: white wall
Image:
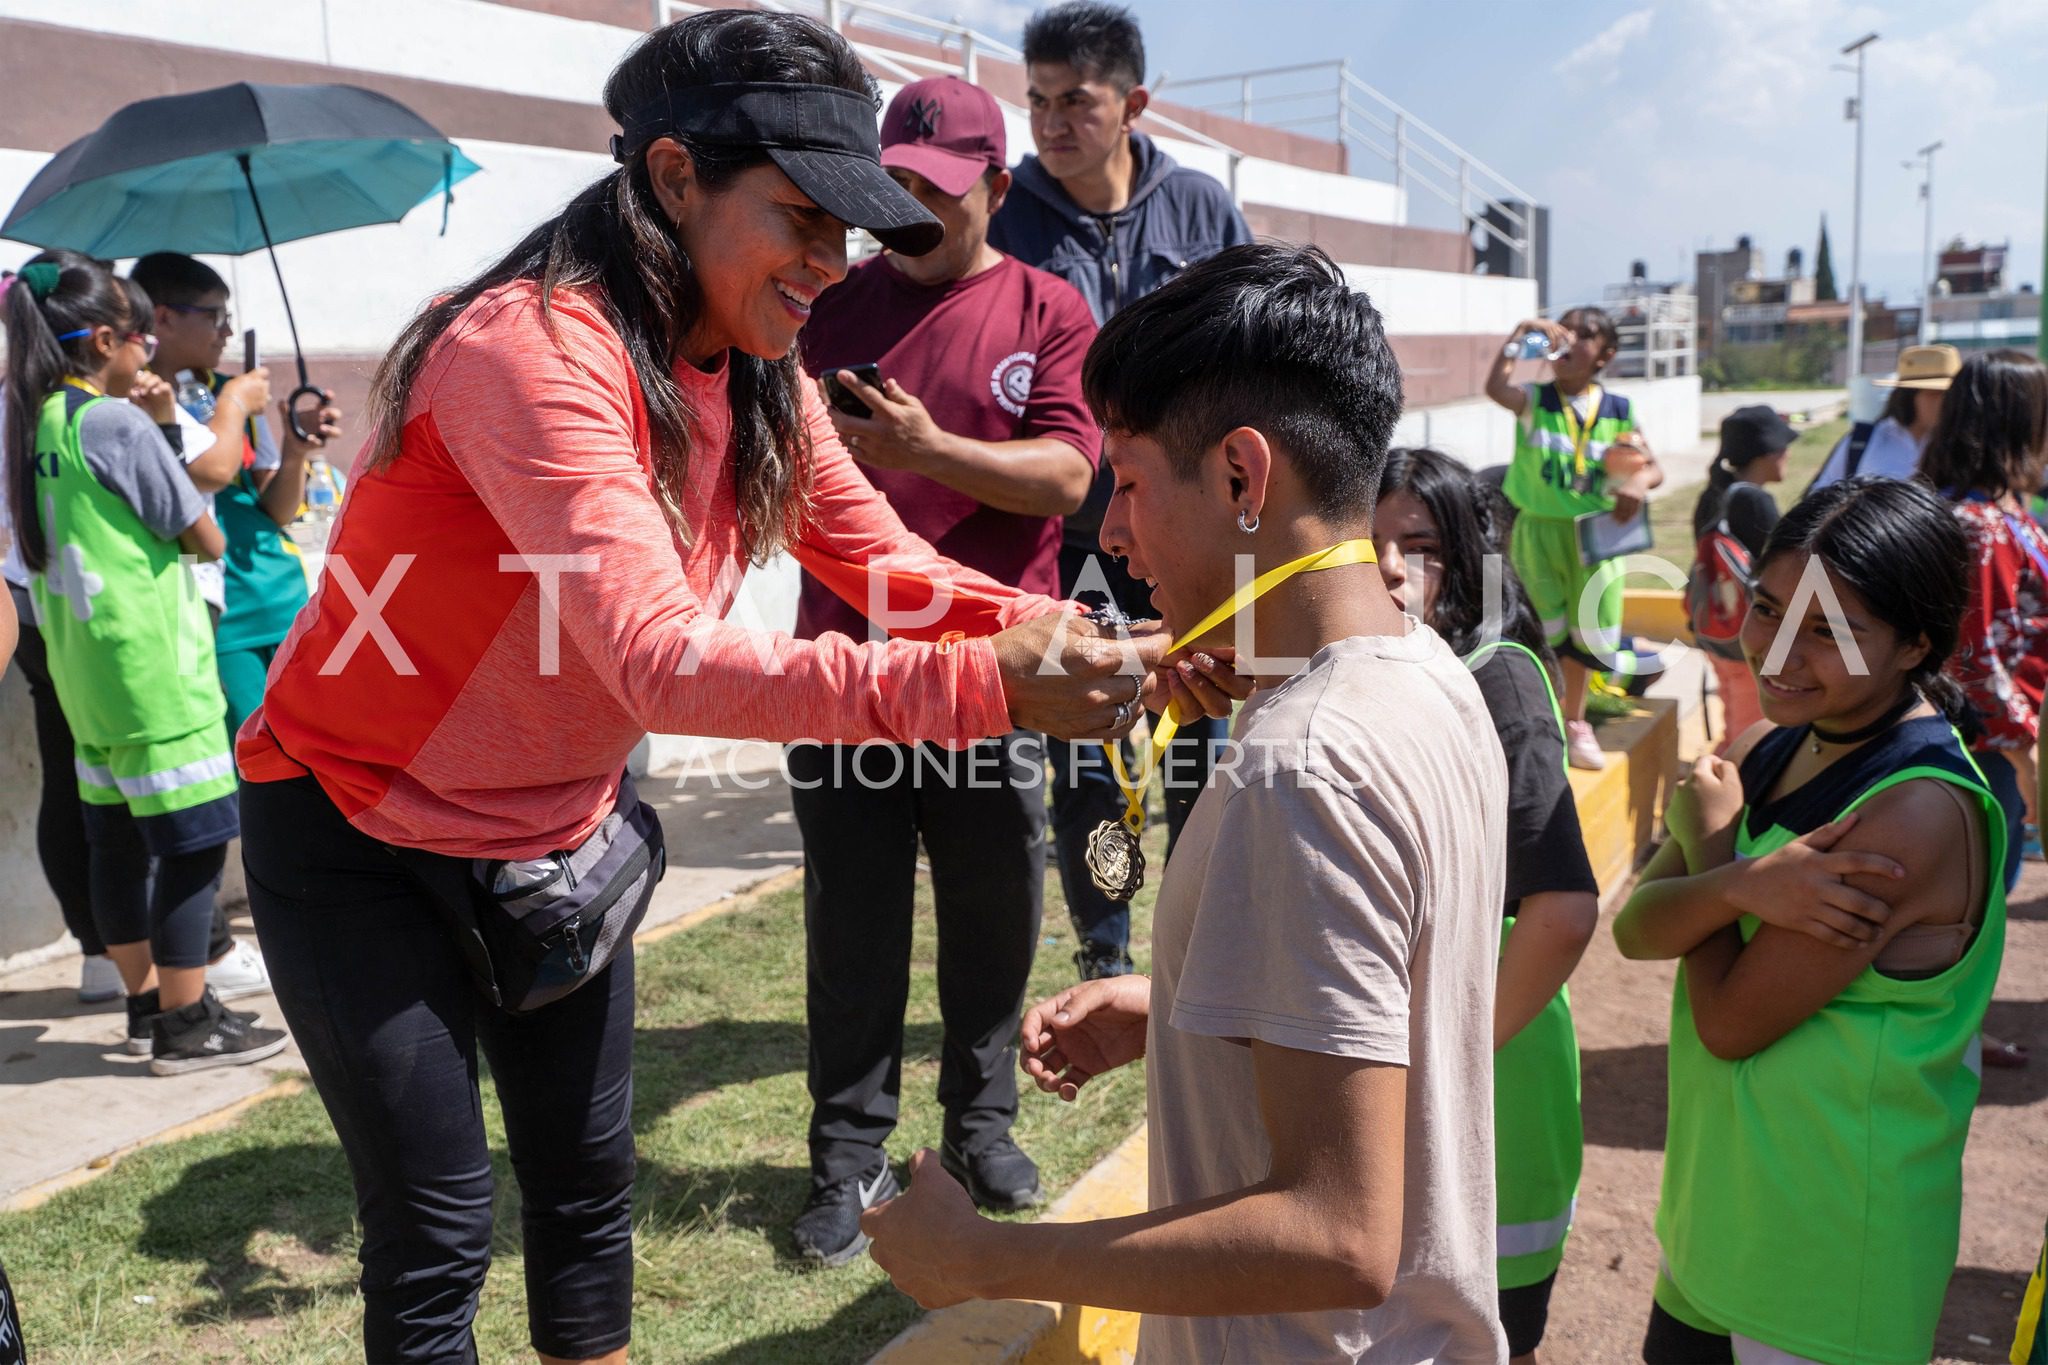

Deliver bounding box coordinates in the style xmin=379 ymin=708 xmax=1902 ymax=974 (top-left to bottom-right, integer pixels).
xmin=1343 ymin=263 xmax=1536 ymax=338
xmin=0 ymin=0 xmax=641 ymax=104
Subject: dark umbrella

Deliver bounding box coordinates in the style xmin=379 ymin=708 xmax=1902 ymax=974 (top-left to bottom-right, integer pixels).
xmin=3 ymin=82 xmax=479 ymax=436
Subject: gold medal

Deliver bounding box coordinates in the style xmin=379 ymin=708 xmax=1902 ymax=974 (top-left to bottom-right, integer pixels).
xmin=1085 ymin=818 xmax=1146 ymax=902
xmin=1092 ymin=538 xmax=1380 ymax=900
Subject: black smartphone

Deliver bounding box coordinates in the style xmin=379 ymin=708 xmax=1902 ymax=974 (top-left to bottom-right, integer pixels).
xmin=823 ymin=363 xmax=883 ymax=419
xmin=243 ymin=328 xmax=258 ymax=374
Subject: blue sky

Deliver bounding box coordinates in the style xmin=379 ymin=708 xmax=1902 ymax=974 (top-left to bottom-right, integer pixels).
xmin=911 ymin=0 xmax=2048 ymax=316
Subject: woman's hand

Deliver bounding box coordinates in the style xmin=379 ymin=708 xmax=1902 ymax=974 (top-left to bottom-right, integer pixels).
xmin=1665 ymin=753 xmax=1745 ymax=868
xmin=1721 ymin=814 xmax=1907 ymax=949
xmin=1021 ymin=974 xmax=1152 ymax=1101
xmin=993 ymin=612 xmax=1166 ymax=740
xmin=128 ymin=370 xmax=177 ymax=425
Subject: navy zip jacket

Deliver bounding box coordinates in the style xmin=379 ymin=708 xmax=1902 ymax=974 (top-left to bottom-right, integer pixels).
xmin=989 ymin=131 xmax=1252 ymax=539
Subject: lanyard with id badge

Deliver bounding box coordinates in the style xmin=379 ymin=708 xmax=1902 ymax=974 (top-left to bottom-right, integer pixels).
xmin=1563 ymin=386 xmax=1653 ymax=564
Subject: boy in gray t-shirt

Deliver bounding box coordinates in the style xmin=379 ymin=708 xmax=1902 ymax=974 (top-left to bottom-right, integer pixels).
xmin=862 ymin=242 xmax=1510 ymax=1362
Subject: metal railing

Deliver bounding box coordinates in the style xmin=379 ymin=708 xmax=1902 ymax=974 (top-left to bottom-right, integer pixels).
xmin=1598 ymin=289 xmax=1697 ymax=380
xmin=655 ymin=0 xmax=1249 ymax=200
xmin=1159 ymin=59 xmax=1537 ymax=266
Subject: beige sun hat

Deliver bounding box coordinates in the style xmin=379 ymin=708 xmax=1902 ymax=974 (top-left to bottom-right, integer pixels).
xmin=1874 ymin=343 xmax=1963 ymax=390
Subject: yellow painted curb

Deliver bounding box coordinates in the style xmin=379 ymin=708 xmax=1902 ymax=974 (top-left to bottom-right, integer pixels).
xmin=1622 ymin=588 xmax=1690 ymax=644
xmin=1569 ymin=697 xmax=1680 ymax=900
xmin=633 ymin=865 xmax=804 ymax=947
xmin=871 ymin=692 xmax=1689 ymax=1364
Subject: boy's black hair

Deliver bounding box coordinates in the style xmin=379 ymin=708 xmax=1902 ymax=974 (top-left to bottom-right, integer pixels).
xmin=130 ymin=252 xmax=228 ymax=309
xmin=1559 ymin=304 xmax=1619 ymax=357
xmin=1083 ymin=242 xmax=1404 ymax=522
xmin=1022 ymin=2 xmax=1144 ymax=92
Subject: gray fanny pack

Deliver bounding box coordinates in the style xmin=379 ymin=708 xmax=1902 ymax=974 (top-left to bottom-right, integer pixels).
xmin=452 ymin=775 xmax=666 ymax=1013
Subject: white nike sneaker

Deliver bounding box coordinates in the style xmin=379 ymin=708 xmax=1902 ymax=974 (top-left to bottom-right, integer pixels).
xmin=206 ymin=939 xmax=272 ymax=1002
xmin=79 ymin=954 xmax=123 ymax=1004
xmin=1566 ymin=720 xmax=1607 ymax=772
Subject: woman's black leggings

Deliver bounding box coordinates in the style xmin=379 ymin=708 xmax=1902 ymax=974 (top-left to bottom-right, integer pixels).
xmin=242 ymin=775 xmax=636 ymax=1364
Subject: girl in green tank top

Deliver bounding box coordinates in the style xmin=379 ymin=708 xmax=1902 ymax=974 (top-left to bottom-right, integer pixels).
xmin=1615 ymin=478 xmax=2005 ymax=1364
xmin=1377 ymin=447 xmax=1601 ymax=1364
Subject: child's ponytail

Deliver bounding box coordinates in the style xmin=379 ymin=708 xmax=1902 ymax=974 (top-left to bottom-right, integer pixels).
xmin=4 ymin=251 xmax=132 ymax=573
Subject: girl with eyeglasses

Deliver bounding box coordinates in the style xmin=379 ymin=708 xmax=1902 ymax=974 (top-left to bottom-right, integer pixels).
xmin=2 ymin=249 xmax=285 ymax=1076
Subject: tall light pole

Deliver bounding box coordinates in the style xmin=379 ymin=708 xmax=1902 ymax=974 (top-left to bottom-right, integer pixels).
xmin=1906 ymin=139 xmax=1943 ymax=344
xmin=1842 ymin=32 xmax=1879 ymax=382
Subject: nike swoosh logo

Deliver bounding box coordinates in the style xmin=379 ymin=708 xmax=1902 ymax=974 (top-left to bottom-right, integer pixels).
xmin=859 ymin=1168 xmax=890 ymax=1205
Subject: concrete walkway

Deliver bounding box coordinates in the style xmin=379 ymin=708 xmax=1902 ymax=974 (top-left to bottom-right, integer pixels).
xmin=0 ymin=749 xmax=801 ymax=1209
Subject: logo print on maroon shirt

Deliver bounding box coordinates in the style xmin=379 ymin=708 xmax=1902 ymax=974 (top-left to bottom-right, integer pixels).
xmin=990 ymin=351 xmax=1036 ymax=417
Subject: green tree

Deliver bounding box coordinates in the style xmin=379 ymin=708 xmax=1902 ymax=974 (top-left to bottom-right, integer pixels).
xmin=1814 ymin=215 xmax=1838 ymax=301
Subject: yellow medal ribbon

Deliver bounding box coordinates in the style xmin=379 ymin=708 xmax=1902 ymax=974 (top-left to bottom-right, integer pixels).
xmin=62 ymin=376 xmax=104 ymax=397
xmin=1558 ymin=382 xmax=1603 ymax=483
xmin=1101 ymin=537 xmax=1379 ymax=834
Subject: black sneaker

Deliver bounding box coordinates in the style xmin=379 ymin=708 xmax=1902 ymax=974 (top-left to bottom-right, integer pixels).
xmin=792 ymin=1156 xmax=900 ymax=1268
xmin=149 ymin=992 xmax=287 ymax=1076
xmin=940 ymin=1135 xmax=1043 ymax=1212
xmin=126 ymin=989 xmax=259 ymax=1055
xmin=1074 ymin=944 xmax=1135 ymax=981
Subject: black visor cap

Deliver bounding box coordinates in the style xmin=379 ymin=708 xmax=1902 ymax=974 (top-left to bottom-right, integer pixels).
xmin=615 ymin=81 xmax=944 ymax=256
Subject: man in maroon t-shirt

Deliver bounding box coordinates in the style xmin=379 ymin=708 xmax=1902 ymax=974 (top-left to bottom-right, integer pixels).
xmin=787 ymin=74 xmax=1102 ymax=1269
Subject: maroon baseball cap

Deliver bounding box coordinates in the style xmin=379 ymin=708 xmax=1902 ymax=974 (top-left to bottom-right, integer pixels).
xmin=879 ymin=76 xmax=1007 ymax=198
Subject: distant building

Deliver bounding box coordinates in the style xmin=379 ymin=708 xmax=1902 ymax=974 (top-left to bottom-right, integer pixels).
xmin=1695 ymin=235 xmax=1765 ymax=358
xmin=1926 ymin=238 xmax=2041 ymax=356
xmin=1695 ymin=236 xmax=1913 ymax=381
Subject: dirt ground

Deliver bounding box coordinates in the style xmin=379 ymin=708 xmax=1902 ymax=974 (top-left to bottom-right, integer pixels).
xmin=1540 ymin=859 xmax=2048 ymax=1362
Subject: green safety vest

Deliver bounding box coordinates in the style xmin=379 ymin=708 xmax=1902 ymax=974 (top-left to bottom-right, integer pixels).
xmin=28 ymin=386 xmax=224 ymax=746
xmin=1502 ymin=381 xmax=1637 ymax=520
xmin=1657 ymin=731 xmax=2006 ymax=1361
xmin=1467 ymin=638 xmax=1583 ymax=1286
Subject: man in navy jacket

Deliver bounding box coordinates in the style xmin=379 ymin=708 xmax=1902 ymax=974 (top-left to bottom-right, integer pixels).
xmin=990 ymin=1 xmax=1252 ymax=981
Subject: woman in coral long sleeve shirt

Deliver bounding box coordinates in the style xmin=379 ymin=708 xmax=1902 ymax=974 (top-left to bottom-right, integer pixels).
xmin=234 ymin=15 xmax=1208 ymax=1363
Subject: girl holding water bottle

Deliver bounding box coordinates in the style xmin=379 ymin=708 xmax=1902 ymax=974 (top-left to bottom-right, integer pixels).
xmin=131 ymin=253 xmax=342 ymax=736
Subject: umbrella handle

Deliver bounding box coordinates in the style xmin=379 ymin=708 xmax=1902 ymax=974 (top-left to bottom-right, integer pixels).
xmin=287 ymin=383 xmax=326 ymax=442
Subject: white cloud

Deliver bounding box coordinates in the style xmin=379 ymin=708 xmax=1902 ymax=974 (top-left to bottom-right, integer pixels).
xmin=1552 ymin=8 xmax=1654 ymax=80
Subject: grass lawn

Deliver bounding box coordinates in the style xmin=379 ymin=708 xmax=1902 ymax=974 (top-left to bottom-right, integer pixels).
xmin=1646 ymin=416 xmax=1849 ymax=564
xmin=2 ymin=827 xmax=1166 ymax=1364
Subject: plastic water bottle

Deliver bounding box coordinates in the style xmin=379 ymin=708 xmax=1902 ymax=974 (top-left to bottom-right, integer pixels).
xmin=307 ymin=458 xmax=338 ymax=515
xmin=298 ymin=457 xmax=339 ymax=556
xmin=1519 ymin=330 xmax=1564 ymax=362
xmin=175 ymin=372 xmax=215 ymax=422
